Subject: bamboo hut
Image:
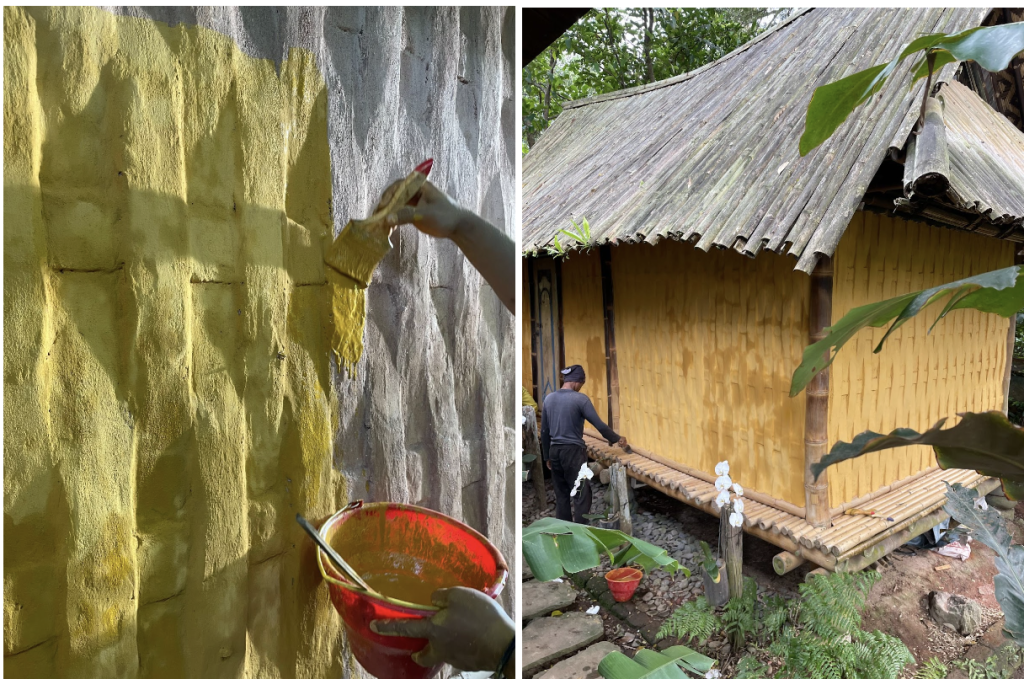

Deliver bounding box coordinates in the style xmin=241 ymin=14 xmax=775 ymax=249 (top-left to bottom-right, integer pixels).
xmin=523 ymin=8 xmax=1024 ymax=573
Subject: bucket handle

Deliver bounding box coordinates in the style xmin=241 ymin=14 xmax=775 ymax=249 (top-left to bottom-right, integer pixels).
xmin=342 ymin=499 xmax=363 ymax=512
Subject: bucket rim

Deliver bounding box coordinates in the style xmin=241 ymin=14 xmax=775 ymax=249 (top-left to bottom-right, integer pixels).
xmin=316 ymin=500 xmax=509 ymax=612
xmin=605 ymin=566 xmax=644 ymax=583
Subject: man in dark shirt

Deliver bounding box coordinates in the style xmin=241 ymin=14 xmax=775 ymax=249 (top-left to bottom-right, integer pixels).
xmin=540 ymin=365 xmax=628 ymax=523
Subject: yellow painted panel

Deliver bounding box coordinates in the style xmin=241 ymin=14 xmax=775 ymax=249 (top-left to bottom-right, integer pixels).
xmin=4 ymin=7 xmax=351 ymax=677
xmin=610 ymin=241 xmax=809 ymax=507
xmin=827 ymin=212 xmax=1014 ymax=507
xmin=560 ymin=251 xmax=610 ymax=431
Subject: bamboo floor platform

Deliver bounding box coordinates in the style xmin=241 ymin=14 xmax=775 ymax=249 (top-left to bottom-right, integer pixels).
xmin=584 ymin=435 xmax=997 ymax=572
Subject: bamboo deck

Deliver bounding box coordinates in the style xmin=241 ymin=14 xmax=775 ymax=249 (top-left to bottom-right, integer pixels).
xmin=584 ymin=435 xmax=997 ymax=572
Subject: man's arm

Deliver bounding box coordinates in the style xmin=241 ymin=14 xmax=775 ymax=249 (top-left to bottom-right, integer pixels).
xmin=580 ymin=397 xmax=621 ymax=445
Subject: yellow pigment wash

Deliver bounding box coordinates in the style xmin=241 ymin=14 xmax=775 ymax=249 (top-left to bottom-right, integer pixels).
xmin=4 ymin=6 xmax=372 ymax=677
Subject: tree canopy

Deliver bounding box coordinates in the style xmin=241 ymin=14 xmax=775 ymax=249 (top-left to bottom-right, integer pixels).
xmin=522 ymin=8 xmax=796 ymax=151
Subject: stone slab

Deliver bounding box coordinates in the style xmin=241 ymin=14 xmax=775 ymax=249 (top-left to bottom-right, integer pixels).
xmin=524 ymin=580 xmax=577 ymax=620
xmin=524 ymin=613 xmax=605 ymax=675
xmin=535 ymin=642 xmax=620 ymax=679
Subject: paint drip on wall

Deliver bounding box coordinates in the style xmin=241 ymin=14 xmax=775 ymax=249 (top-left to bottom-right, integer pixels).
xmin=3 ymin=6 xmax=377 ymax=677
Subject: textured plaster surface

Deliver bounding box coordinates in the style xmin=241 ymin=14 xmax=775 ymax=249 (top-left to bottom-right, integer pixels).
xmin=4 ymin=6 xmax=516 ymax=678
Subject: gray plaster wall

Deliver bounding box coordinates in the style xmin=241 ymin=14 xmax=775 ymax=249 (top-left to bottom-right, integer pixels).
xmin=107 ymin=0 xmax=518 ymax=640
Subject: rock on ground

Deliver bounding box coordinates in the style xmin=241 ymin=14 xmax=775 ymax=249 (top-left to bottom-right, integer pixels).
xmin=930 ymin=591 xmax=984 ymax=635
xmin=535 ymin=642 xmax=620 ymax=679
xmin=524 ymin=580 xmax=578 ymax=620
xmin=524 ymin=613 xmax=605 ymax=675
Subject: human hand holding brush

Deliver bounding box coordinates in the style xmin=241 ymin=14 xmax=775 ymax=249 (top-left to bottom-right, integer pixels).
xmin=379 ymin=174 xmax=515 ymax=313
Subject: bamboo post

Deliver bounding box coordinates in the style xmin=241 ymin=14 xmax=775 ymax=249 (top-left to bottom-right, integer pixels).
xmin=904 ymin=96 xmax=950 ymax=197
xmin=805 ymin=256 xmax=833 ymax=528
xmin=611 ymin=463 xmax=632 ymax=535
xmin=600 ymin=245 xmax=620 ymax=430
xmin=522 ymin=406 xmax=549 ymax=512
xmin=1004 ymin=251 xmax=1023 ymax=414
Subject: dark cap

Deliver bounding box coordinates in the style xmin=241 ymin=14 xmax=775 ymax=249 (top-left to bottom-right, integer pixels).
xmin=560 ymin=364 xmax=586 ymax=383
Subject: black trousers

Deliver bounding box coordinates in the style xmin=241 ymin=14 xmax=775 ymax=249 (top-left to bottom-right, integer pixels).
xmin=548 ymin=443 xmax=592 ymax=524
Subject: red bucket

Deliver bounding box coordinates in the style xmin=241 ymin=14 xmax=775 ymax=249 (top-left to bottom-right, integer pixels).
xmin=605 ymin=567 xmax=643 ymax=602
xmin=316 ymin=501 xmax=508 ymax=679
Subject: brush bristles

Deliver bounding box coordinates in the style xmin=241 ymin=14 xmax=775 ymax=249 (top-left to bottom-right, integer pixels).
xmin=324 ymin=219 xmax=393 ymax=288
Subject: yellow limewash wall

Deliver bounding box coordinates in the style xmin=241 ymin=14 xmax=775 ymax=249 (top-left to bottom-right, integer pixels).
xmin=611 ymin=242 xmax=809 ymax=508
xmin=559 ymin=252 xmax=609 ymax=432
xmin=4 ymin=7 xmax=362 ymax=677
xmin=827 ymin=212 xmax=1014 ymax=507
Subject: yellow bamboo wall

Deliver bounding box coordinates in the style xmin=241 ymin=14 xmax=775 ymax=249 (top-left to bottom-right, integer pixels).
xmin=611 ymin=242 xmax=809 ymax=507
xmin=827 ymin=212 xmax=1015 ymax=507
xmin=559 ymin=252 xmax=609 ymax=432
xmin=520 ymin=260 xmax=536 ymax=399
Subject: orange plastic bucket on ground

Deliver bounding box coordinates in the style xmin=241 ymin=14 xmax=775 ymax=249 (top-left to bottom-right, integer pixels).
xmin=316 ymin=501 xmax=508 ymax=679
xmin=605 ymin=566 xmax=643 ymax=602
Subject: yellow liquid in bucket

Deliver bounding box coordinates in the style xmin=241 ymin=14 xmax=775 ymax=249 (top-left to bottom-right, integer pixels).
xmin=361 ymin=571 xmax=439 ymax=607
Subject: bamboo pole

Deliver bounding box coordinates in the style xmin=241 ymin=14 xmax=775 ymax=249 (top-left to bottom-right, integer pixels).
xmin=773 ymin=551 xmax=806 ymax=575
xmin=805 ymin=256 xmax=833 ymax=528
xmin=600 ymin=245 xmax=620 ymax=430
xmin=522 ymin=406 xmax=549 ymax=512
xmin=611 ymin=463 xmax=632 ymax=535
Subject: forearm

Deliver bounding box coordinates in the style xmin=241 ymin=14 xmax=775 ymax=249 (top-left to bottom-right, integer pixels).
xmin=450 ymin=210 xmax=515 ymax=313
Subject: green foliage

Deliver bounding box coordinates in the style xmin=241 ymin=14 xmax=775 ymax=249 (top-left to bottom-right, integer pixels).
xmin=659 ymin=571 xmax=912 ymax=678
xmin=791 ymin=266 xmax=1024 ymax=397
xmin=943 ymin=483 xmax=1024 ymax=644
xmin=545 ymin=218 xmax=594 ymax=259
xmin=723 ymin=577 xmax=759 ymax=646
xmin=523 ymin=8 xmax=793 ymax=150
xmin=522 ymin=517 xmax=686 ymax=581
xmin=597 ymin=645 xmax=715 ymax=679
xmin=914 ymin=657 xmax=948 ymax=679
xmin=735 ymin=654 xmax=769 ymax=679
xmin=800 ymin=22 xmax=1024 ymax=155
xmin=657 ymin=596 xmax=719 ymax=644
xmin=698 ymin=540 xmax=720 ymax=582
xmin=952 ymin=645 xmax=1024 ymax=679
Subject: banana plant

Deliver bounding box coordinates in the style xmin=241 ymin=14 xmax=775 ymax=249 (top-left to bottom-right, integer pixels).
xmin=599 ymin=646 xmax=716 ymax=679
xmin=523 ymin=516 xmax=687 ymax=581
xmin=801 ymin=21 xmax=1024 ymax=155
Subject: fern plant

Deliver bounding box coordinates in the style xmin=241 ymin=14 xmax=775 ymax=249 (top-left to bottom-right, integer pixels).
xmin=723 ymin=576 xmax=759 ymax=647
xmin=657 ymin=596 xmax=720 ymax=644
xmin=914 ymin=657 xmax=948 ymax=679
xmin=735 ymin=654 xmax=769 ymax=679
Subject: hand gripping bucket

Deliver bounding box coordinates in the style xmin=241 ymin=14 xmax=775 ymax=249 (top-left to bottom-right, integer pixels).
xmin=605 ymin=566 xmax=644 ymax=602
xmin=316 ymin=501 xmax=508 ymax=679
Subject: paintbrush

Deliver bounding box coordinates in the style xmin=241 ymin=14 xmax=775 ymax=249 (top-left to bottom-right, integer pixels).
xmin=324 ymin=159 xmax=433 ymax=288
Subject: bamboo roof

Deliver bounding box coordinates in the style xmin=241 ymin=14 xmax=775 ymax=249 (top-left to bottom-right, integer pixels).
xmin=522 ymin=8 xmax=1000 ymax=273
xmin=896 ymin=80 xmax=1024 ymax=239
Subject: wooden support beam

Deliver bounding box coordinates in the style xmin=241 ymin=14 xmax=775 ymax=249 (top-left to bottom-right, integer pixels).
xmin=610 ymin=462 xmax=632 ymax=535
xmin=721 ymin=504 xmax=744 ymax=647
xmin=555 ymin=257 xmax=566 ymax=371
xmin=805 ymin=257 xmax=833 ymax=528
xmin=600 ymin=245 xmax=620 ymax=430
xmin=527 ymin=257 xmax=540 ymax=405
xmin=523 ymin=406 xmax=549 ymax=512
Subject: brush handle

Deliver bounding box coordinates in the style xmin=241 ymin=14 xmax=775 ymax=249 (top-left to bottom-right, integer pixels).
xmin=296 ymin=513 xmax=380 ymax=596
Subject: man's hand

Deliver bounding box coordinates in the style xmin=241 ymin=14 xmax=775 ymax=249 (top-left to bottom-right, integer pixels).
xmin=379 ymin=180 xmax=467 ymax=240
xmin=370 ymin=586 xmax=514 ymax=672
xmin=616 ymin=437 xmax=629 ymax=449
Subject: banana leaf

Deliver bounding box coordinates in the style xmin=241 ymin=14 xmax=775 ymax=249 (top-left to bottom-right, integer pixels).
xmin=522 ymin=517 xmax=687 ymax=580
xmin=800 ymin=22 xmax=1024 ymax=155
xmin=790 ymin=266 xmax=1023 ymax=397
xmin=944 ymin=483 xmax=1024 ymax=644
xmin=598 ymin=646 xmax=715 ymax=679
xmin=809 ymin=412 xmax=1024 ymax=499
